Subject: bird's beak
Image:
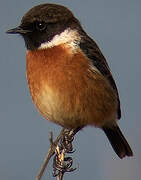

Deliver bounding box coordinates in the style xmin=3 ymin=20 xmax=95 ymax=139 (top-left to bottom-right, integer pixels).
xmin=6 ymin=26 xmax=32 ymax=34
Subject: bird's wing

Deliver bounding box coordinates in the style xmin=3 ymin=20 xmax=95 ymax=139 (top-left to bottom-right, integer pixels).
xmin=79 ymin=34 xmax=121 ymax=119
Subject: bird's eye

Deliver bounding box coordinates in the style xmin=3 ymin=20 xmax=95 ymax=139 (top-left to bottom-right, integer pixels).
xmin=35 ymin=21 xmax=47 ymax=31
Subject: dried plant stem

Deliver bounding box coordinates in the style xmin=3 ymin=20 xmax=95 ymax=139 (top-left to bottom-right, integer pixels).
xmin=55 ymin=147 xmax=65 ymax=180
xmin=57 ymin=172 xmax=64 ymax=180
xmin=36 ymin=128 xmax=66 ymax=180
xmin=55 ymin=129 xmax=76 ymax=180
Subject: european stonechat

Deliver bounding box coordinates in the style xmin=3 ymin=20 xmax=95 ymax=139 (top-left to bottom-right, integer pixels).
xmin=7 ymin=3 xmax=133 ymax=158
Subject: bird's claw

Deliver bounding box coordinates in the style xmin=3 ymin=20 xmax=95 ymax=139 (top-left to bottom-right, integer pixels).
xmin=52 ymin=129 xmax=77 ymax=177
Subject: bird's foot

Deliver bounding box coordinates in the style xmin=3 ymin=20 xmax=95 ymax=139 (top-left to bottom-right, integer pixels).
xmin=52 ymin=129 xmax=76 ymax=177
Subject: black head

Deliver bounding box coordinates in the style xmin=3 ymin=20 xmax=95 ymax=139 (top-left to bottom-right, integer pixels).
xmin=7 ymin=3 xmax=82 ymax=50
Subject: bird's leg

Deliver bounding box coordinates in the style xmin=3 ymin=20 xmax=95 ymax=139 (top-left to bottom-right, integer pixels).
xmin=60 ymin=126 xmax=83 ymax=153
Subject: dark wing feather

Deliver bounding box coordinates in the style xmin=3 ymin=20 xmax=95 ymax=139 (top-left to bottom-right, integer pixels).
xmin=79 ymin=34 xmax=121 ymax=119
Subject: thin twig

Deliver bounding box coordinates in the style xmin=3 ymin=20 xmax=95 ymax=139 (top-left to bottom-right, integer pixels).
xmin=55 ymin=129 xmax=76 ymax=180
xmin=36 ymin=128 xmax=66 ymax=180
xmin=57 ymin=172 xmax=64 ymax=180
xmin=55 ymin=146 xmax=65 ymax=180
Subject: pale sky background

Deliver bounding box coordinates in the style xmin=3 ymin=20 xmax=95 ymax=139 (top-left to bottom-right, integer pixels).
xmin=1 ymin=0 xmax=141 ymax=180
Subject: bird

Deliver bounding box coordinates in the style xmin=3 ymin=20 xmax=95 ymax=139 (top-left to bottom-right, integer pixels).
xmin=7 ymin=3 xmax=133 ymax=159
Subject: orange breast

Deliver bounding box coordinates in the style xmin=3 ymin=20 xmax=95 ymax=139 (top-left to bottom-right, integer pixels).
xmin=26 ymin=45 xmax=118 ymax=128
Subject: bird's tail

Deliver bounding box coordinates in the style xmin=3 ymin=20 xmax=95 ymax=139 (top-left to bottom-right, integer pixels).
xmin=102 ymin=125 xmax=133 ymax=159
